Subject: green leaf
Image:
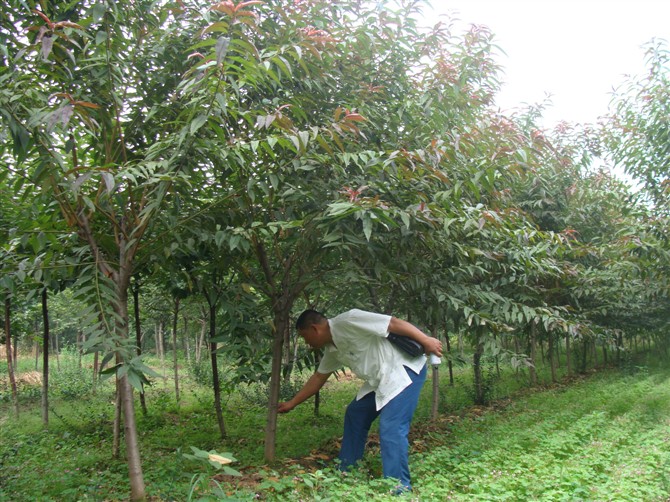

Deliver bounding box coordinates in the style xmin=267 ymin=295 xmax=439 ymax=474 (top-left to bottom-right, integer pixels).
xmin=362 ymin=213 xmax=373 ymax=241
xmin=190 ymin=114 xmax=208 ymax=134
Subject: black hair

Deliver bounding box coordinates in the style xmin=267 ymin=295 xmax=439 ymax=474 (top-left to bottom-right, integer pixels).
xmin=296 ymin=309 xmax=327 ymax=330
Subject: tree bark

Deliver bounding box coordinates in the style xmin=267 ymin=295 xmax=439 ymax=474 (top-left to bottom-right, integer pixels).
xmin=196 ymin=319 xmax=206 ymax=363
xmin=4 ymin=295 xmax=19 ymax=417
xmin=447 ymin=317 xmax=457 ymax=386
xmin=184 ymin=316 xmax=190 ymax=365
xmin=528 ymin=322 xmax=538 ymax=386
xmin=172 ymin=296 xmax=180 ymax=403
xmin=112 ymin=378 xmax=121 ymax=459
xmin=431 ymin=326 xmax=440 ymax=420
xmin=209 ymin=301 xmax=226 ymax=439
xmin=41 ymin=288 xmax=50 ymax=427
xmin=473 ymin=331 xmax=485 ymax=405
xmin=121 ymin=374 xmax=145 ymax=501
xmin=565 ymin=334 xmax=572 ymax=376
xmin=114 ymin=278 xmax=145 ymax=500
xmin=549 ymin=332 xmax=557 ymax=383
xmin=133 ymin=280 xmax=147 ymax=415
xmin=264 ymin=306 xmax=289 ymax=462
xmin=93 ymin=350 xmax=99 ymax=393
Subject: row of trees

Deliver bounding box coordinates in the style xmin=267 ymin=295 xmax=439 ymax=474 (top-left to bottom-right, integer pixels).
xmin=2 ymin=0 xmax=670 ymax=499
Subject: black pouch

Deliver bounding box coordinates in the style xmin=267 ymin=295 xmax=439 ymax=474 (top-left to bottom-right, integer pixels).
xmin=387 ymin=332 xmax=425 ymax=358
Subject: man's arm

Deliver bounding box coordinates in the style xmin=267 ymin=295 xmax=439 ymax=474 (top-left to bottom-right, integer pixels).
xmin=277 ymin=370 xmax=332 ymax=413
xmin=388 ymin=316 xmax=443 ymax=356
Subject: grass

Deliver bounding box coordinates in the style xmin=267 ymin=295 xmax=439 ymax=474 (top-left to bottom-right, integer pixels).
xmin=1 ymin=351 xmax=669 ymax=501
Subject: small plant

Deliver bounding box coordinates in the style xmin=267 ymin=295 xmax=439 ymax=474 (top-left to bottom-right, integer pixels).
xmin=182 ymin=446 xmax=241 ymax=501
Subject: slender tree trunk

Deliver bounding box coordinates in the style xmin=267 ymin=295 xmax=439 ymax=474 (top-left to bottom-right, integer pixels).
xmin=528 ymin=323 xmax=538 ymax=386
xmin=493 ymin=330 xmax=500 ymax=378
xmin=77 ymin=331 xmax=83 ymax=369
xmin=265 ymin=305 xmax=290 ymax=462
xmin=54 ymin=327 xmax=60 ymax=371
xmin=41 ymin=288 xmax=50 ymax=427
xmin=184 ymin=316 xmax=190 ymax=365
xmin=566 ymin=334 xmax=572 ymax=376
xmin=209 ymin=302 xmax=226 ymax=439
xmin=112 ymin=378 xmax=121 ymax=459
xmin=93 ymin=350 xmax=99 ymax=393
xmin=447 ymin=318 xmax=457 ymax=385
xmin=282 ymin=319 xmax=292 ymax=384
xmin=13 ymin=326 xmax=18 ymax=362
xmin=133 ymin=280 xmax=147 ymax=415
xmin=157 ymin=321 xmax=166 ymax=385
xmin=431 ymin=326 xmax=440 ymax=420
xmin=473 ymin=331 xmax=485 ymax=405
xmin=549 ymin=332 xmax=557 ymax=383
xmin=115 ymin=278 xmax=145 ymax=500
xmin=196 ymin=319 xmax=206 ymax=363
xmin=313 ymin=352 xmax=321 ymax=417
xmin=172 ymin=296 xmax=180 ymax=403
xmin=120 ymin=374 xmax=144 ymax=501
xmin=4 ymin=295 xmax=19 ymax=417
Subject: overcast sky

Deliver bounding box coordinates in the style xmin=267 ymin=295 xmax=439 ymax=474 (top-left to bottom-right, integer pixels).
xmin=424 ymin=0 xmax=670 ymax=127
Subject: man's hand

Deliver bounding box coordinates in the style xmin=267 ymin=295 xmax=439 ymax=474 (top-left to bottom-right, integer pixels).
xmin=277 ymin=401 xmax=294 ymax=413
xmin=388 ymin=316 xmax=443 ymax=357
xmin=423 ymin=336 xmax=443 ymax=357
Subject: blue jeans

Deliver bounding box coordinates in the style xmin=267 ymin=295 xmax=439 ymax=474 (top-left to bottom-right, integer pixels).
xmin=338 ymin=364 xmax=427 ymax=489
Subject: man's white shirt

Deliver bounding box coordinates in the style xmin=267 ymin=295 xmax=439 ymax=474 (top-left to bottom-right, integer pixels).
xmin=317 ymin=309 xmax=426 ymax=410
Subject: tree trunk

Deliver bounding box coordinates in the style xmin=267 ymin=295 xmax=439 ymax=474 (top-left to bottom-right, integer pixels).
xmin=93 ymin=350 xmax=99 ymax=393
xmin=528 ymin=323 xmax=538 ymax=386
xmin=265 ymin=304 xmax=290 ymax=462
xmin=41 ymin=288 xmax=50 ymax=427
xmin=4 ymin=295 xmax=19 ymax=417
xmin=209 ymin=302 xmax=226 ymax=439
xmin=549 ymin=332 xmax=557 ymax=383
xmin=566 ymin=334 xmax=572 ymax=376
xmin=447 ymin=317 xmax=457 ymax=385
xmin=157 ymin=321 xmax=166 ymax=385
xmin=54 ymin=326 xmax=60 ymax=371
xmin=197 ymin=319 xmax=206 ymax=363
xmin=77 ymin=331 xmax=83 ymax=369
xmin=121 ymin=374 xmax=145 ymax=501
xmin=431 ymin=326 xmax=440 ymax=419
xmin=133 ymin=280 xmax=147 ymax=415
xmin=473 ymin=332 xmax=485 ymax=405
xmin=313 ymin=352 xmax=321 ymax=417
xmin=493 ymin=330 xmax=500 ymax=378
xmin=112 ymin=378 xmax=122 ymax=459
xmin=114 ymin=280 xmax=145 ymax=501
xmin=184 ymin=316 xmax=190 ymax=365
xmin=172 ymin=296 xmax=180 ymax=403
xmin=282 ymin=319 xmax=292 ymax=383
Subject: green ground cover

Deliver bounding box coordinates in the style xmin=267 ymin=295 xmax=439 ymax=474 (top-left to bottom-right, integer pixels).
xmin=1 ymin=356 xmax=669 ymax=501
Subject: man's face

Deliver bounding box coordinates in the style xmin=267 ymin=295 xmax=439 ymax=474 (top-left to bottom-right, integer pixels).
xmin=298 ymin=324 xmax=327 ymax=349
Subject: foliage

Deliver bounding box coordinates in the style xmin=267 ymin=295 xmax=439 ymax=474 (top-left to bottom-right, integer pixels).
xmin=49 ymin=345 xmax=91 ymax=400
xmin=237 ymin=375 xmax=307 ymax=407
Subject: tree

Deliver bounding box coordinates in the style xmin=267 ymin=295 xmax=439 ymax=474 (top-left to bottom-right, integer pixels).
xmin=0 ymin=1 xmax=212 ymax=498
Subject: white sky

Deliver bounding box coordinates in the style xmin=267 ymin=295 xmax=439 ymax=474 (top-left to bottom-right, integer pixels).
xmin=425 ymin=0 xmax=670 ymax=128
